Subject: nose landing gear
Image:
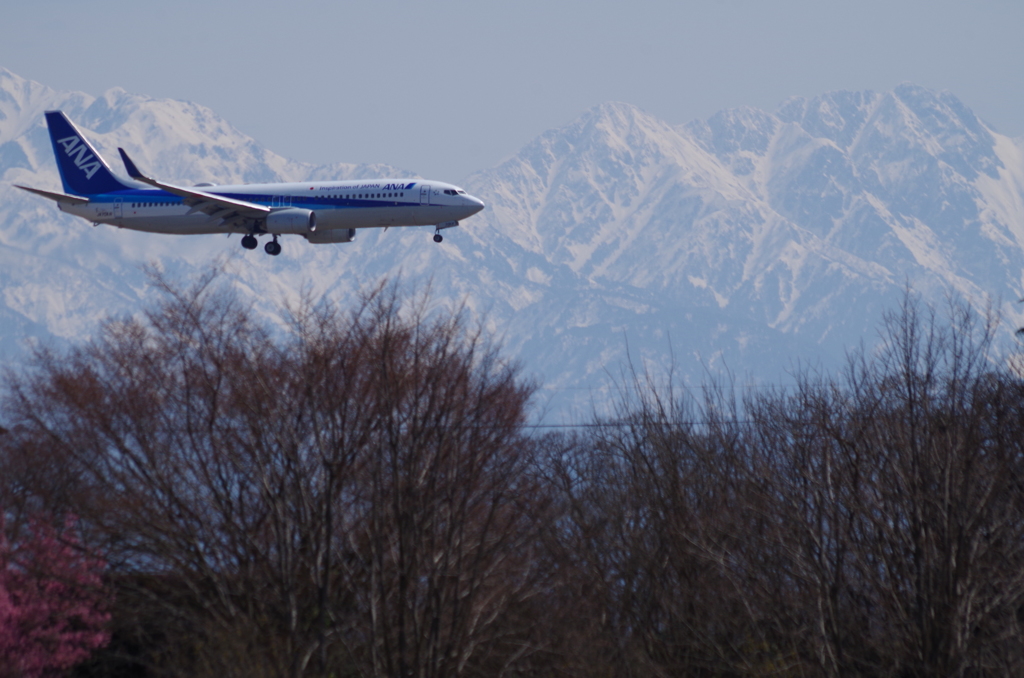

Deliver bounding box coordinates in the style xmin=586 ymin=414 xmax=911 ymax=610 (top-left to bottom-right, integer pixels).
xmin=433 ymin=220 xmax=458 ymax=243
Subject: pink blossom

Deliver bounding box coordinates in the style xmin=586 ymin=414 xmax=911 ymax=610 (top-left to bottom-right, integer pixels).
xmin=0 ymin=515 xmax=111 ymax=678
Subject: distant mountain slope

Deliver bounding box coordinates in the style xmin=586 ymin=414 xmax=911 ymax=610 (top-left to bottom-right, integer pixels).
xmin=0 ymin=68 xmax=412 ymax=363
xmin=2 ymin=69 xmax=1022 ymax=420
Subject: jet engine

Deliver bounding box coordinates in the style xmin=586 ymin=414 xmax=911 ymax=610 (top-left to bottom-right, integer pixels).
xmin=265 ymin=208 xmax=316 ymax=234
xmin=304 ymin=228 xmax=356 ymax=244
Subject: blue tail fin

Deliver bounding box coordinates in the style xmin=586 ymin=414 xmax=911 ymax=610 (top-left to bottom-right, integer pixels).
xmin=44 ymin=110 xmax=131 ymax=196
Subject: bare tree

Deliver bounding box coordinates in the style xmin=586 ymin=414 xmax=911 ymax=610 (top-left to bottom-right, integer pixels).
xmin=10 ymin=269 xmax=1023 ymax=677
xmin=327 ymin=282 xmax=551 ymax=678
xmin=551 ymin=293 xmax=1024 ymax=678
xmin=545 ymin=367 xmax=786 ymax=678
xmin=1 ymin=268 xmax=548 ymax=678
xmin=737 ymin=294 xmax=1024 ymax=677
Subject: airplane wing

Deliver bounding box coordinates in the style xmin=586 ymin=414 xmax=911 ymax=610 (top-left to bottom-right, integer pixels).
xmin=14 ymin=185 xmax=90 ymax=205
xmin=118 ymin=148 xmax=270 ymax=229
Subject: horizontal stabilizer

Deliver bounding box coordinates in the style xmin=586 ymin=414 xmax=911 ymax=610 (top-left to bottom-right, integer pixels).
xmin=14 ymin=185 xmax=89 ymax=205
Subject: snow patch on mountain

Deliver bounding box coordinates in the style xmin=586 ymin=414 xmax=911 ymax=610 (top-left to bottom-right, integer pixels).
xmin=2 ymin=70 xmax=1024 ymax=419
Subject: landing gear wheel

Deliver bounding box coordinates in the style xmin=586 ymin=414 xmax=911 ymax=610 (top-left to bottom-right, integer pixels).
xmin=265 ymin=240 xmax=282 ymax=256
xmin=241 ymin=234 xmax=258 ymax=250
xmin=433 ymin=233 xmax=443 ymax=243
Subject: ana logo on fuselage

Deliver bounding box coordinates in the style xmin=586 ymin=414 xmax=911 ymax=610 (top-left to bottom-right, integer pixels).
xmin=56 ymin=135 xmax=102 ymax=180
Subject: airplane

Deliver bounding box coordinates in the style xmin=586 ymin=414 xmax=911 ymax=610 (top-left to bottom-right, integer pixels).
xmin=16 ymin=111 xmax=485 ymax=256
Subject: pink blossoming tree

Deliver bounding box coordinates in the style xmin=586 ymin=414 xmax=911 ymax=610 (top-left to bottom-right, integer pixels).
xmin=0 ymin=515 xmax=111 ymax=678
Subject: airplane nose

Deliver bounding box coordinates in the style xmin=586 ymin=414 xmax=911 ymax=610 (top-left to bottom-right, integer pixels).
xmin=466 ymin=195 xmax=485 ymax=214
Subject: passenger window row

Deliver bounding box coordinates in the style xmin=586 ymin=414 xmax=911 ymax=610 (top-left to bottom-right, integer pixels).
xmin=131 ymin=191 xmax=411 ymax=209
xmin=310 ymin=192 xmax=406 ymax=200
xmin=332 ymin=192 xmax=404 ymax=200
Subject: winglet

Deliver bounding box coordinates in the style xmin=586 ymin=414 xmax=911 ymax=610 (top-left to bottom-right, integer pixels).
xmin=118 ymin=148 xmax=144 ymax=180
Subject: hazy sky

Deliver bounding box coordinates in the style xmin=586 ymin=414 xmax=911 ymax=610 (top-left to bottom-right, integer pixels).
xmin=2 ymin=0 xmax=1022 ymax=180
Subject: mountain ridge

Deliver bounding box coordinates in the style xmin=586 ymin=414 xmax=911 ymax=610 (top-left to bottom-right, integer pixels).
xmin=2 ymin=70 xmax=1023 ymax=420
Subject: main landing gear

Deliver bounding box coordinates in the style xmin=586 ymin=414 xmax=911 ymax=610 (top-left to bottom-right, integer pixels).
xmin=240 ymin=233 xmax=281 ymax=256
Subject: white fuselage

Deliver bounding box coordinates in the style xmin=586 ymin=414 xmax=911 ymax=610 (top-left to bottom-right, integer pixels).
xmin=61 ymin=179 xmax=484 ymax=235
xmin=20 ymin=109 xmax=485 ymax=255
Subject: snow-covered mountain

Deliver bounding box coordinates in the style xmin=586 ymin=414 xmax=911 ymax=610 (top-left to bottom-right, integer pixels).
xmin=2 ymin=68 xmax=1023 ymax=420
